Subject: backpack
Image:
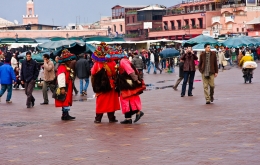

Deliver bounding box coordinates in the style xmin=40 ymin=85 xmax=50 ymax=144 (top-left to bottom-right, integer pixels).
xmin=225 ymin=51 xmax=230 ymax=58
xmin=91 ymin=67 xmax=112 ymax=93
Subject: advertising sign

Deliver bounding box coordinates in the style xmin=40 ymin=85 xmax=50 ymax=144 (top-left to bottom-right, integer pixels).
xmin=144 ymin=22 xmax=152 ymax=29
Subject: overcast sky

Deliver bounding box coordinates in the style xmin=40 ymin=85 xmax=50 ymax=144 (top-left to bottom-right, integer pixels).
xmin=0 ymin=0 xmax=179 ymax=26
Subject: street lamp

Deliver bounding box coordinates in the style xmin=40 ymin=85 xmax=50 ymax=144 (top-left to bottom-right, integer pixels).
xmin=66 ymin=33 xmax=69 ymax=40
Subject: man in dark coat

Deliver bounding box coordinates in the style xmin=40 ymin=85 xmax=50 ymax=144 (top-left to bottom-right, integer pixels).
xmin=198 ymin=44 xmax=218 ymax=104
xmin=154 ymin=50 xmax=162 ymax=74
xmin=180 ymin=46 xmax=198 ymax=97
xmin=21 ymin=52 xmax=39 ymax=108
xmin=75 ymin=53 xmax=90 ymax=96
xmin=132 ymin=53 xmax=144 ymax=78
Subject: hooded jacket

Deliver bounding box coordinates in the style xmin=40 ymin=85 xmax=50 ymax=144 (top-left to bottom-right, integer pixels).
xmin=0 ymin=64 xmax=16 ymax=85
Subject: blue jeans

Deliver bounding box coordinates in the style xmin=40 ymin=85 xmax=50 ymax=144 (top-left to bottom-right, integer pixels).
xmin=227 ymin=59 xmax=233 ymax=66
xmin=161 ymin=59 xmax=166 ymax=69
xmin=148 ymin=62 xmax=156 ymax=73
xmin=0 ymin=84 xmax=12 ymax=101
xmin=62 ymin=106 xmax=70 ymax=112
xmin=80 ymin=78 xmax=89 ymax=94
xmin=181 ymin=71 xmax=195 ymax=96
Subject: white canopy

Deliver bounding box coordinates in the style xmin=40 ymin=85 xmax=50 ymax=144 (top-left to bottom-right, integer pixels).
xmin=246 ymin=17 xmax=260 ymax=25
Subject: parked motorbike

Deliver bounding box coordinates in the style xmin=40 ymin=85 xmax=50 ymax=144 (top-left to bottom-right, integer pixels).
xmin=242 ymin=61 xmax=257 ymax=84
xmin=243 ymin=68 xmax=253 ymax=83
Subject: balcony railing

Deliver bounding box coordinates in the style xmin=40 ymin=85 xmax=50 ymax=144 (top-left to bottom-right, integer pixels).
xmin=222 ymin=3 xmax=246 ymax=8
xmin=247 ymin=27 xmax=260 ymax=32
xmin=181 ymin=0 xmax=215 ymax=4
xmin=150 ymin=24 xmax=206 ymax=32
xmin=166 ymin=9 xmax=212 ymax=16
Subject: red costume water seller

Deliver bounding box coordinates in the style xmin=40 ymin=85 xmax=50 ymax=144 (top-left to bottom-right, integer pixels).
xmin=55 ymin=49 xmax=76 ymax=120
xmin=118 ymin=57 xmax=145 ymax=124
xmin=91 ymin=42 xmax=120 ymax=123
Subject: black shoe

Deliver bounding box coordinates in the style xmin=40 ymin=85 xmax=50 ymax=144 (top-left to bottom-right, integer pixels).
xmin=181 ymin=95 xmax=184 ymax=97
xmin=120 ymin=119 xmax=132 ymax=124
xmin=188 ymin=94 xmax=193 ymax=96
xmin=160 ymin=70 xmax=162 ymax=74
xmin=134 ymin=111 xmax=144 ymax=123
xmin=173 ymin=87 xmax=177 ymax=91
xmin=61 ymin=115 xmax=69 ymax=120
xmin=27 ymin=105 xmax=31 ymax=108
xmin=109 ymin=119 xmax=118 ymax=123
xmin=210 ymin=96 xmax=214 ymax=102
xmin=40 ymin=102 xmax=48 ymax=105
xmin=206 ymin=101 xmax=211 ymax=104
xmin=94 ymin=120 xmax=101 ymax=123
xmin=67 ymin=112 xmax=75 ymax=120
xmin=32 ymin=99 xmax=35 ymax=107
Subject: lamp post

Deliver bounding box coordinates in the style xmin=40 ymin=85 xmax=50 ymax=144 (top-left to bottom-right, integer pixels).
xmin=15 ymin=33 xmax=18 ymax=43
xmin=66 ymin=33 xmax=69 ymax=40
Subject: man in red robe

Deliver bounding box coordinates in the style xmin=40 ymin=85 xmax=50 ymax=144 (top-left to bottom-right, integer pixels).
xmin=55 ymin=49 xmax=76 ymax=120
xmin=91 ymin=42 xmax=120 ymax=123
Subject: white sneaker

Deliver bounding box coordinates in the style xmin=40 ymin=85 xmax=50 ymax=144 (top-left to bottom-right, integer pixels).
xmin=6 ymin=100 xmax=12 ymax=103
xmin=20 ymin=87 xmax=25 ymax=90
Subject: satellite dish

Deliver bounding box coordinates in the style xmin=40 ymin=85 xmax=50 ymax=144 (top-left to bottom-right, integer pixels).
xmin=14 ymin=20 xmax=19 ymax=25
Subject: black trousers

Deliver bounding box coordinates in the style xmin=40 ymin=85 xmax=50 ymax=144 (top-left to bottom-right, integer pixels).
xmin=14 ymin=79 xmax=24 ymax=88
xmin=155 ymin=61 xmax=162 ymax=72
xmin=95 ymin=112 xmax=116 ymax=122
xmin=24 ymin=80 xmax=35 ymax=106
xmin=125 ymin=102 xmax=139 ymax=118
xmin=72 ymin=79 xmax=78 ymax=94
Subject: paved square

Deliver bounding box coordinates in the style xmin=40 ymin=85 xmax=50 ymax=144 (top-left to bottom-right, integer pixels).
xmin=1 ymin=66 xmax=260 ymax=165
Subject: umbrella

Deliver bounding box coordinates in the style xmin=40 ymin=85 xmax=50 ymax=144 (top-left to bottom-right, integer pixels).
xmin=86 ymin=44 xmax=96 ymax=53
xmin=37 ymin=40 xmax=86 ymax=52
xmin=192 ymin=43 xmax=216 ymax=51
xmin=183 ymin=34 xmax=218 ymax=47
xmin=159 ymin=48 xmax=180 ymax=58
xmin=221 ymin=36 xmax=258 ymax=48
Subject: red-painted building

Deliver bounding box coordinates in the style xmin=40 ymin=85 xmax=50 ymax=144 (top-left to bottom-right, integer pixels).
xmin=125 ymin=5 xmax=166 ymax=41
xmin=148 ymin=1 xmax=222 ymax=40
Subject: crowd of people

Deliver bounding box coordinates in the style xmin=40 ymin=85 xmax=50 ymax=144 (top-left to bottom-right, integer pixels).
xmin=0 ymin=42 xmax=257 ymax=123
xmin=0 ymin=42 xmax=145 ymax=124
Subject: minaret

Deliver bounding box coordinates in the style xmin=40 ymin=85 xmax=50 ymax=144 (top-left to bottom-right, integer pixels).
xmin=23 ymin=0 xmax=38 ymax=25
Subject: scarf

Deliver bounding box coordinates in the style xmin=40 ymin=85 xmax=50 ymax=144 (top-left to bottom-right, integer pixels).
xmin=204 ymin=52 xmax=211 ymax=77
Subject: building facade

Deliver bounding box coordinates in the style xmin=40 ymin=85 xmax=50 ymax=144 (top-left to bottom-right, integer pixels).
xmin=148 ymin=0 xmax=222 ymax=40
xmin=124 ymin=5 xmax=166 ymax=41
xmin=212 ymin=2 xmax=260 ymax=38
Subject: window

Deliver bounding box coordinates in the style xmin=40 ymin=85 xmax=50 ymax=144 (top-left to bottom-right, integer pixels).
xmin=38 ymin=25 xmax=42 ymax=30
xmin=126 ymin=17 xmax=129 ymax=24
xmin=132 ymin=16 xmax=135 ymax=23
xmin=227 ymin=23 xmax=232 ymax=30
xmin=237 ymin=28 xmax=239 ymax=32
xmin=120 ymin=25 xmax=123 ymax=32
xmin=242 ymin=28 xmax=244 ymax=32
xmin=114 ymin=25 xmax=116 ymax=32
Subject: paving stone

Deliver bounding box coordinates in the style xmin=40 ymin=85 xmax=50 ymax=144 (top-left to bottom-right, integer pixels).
xmin=0 ymin=66 xmax=260 ymax=164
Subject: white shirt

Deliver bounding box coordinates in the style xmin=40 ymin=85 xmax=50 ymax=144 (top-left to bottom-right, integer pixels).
xmin=150 ymin=53 xmax=155 ymax=63
xmin=11 ymin=57 xmax=18 ymax=69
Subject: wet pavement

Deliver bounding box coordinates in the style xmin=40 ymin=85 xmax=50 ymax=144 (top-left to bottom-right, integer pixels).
xmin=1 ymin=66 xmax=260 ymax=165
